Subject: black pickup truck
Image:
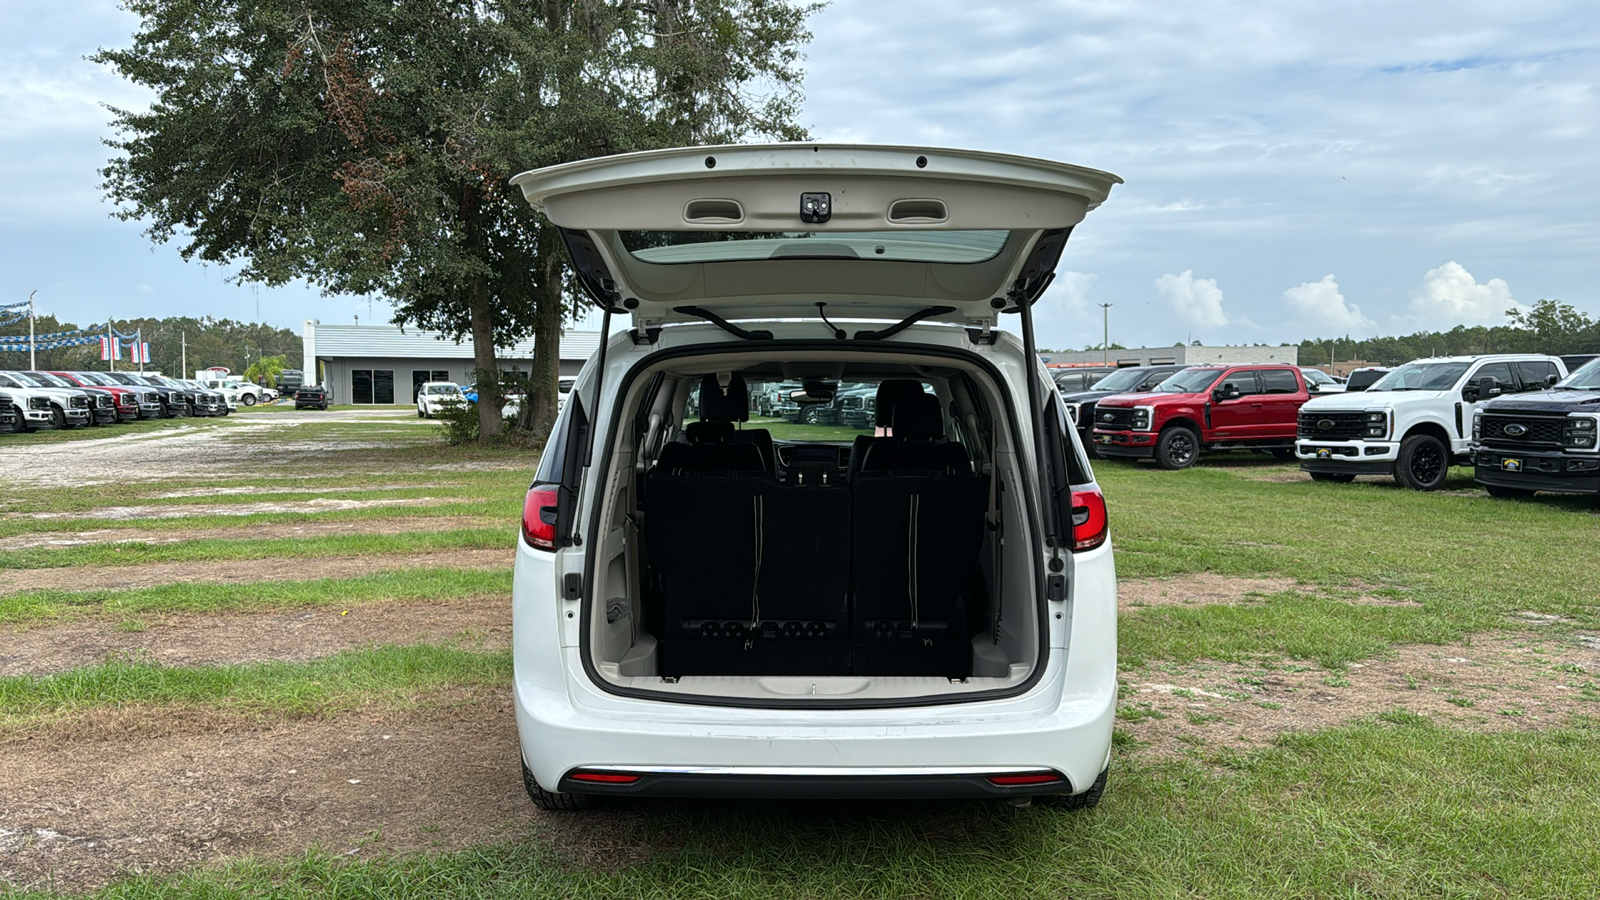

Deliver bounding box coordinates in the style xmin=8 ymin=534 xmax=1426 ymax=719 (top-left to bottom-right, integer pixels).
xmin=1473 ymin=358 xmax=1600 ymax=500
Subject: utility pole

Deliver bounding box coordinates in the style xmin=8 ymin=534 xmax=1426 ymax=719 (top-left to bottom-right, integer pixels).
xmin=181 ymin=331 xmax=187 ymax=378
xmin=27 ymin=291 xmax=36 ymax=371
xmin=137 ymin=329 xmax=145 ymax=374
xmin=1098 ymin=302 xmax=1113 ymax=366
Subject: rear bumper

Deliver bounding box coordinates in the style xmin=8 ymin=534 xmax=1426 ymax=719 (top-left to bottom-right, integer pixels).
xmin=557 ymin=766 xmax=1077 ymax=800
xmin=1475 ymin=450 xmax=1600 ymax=495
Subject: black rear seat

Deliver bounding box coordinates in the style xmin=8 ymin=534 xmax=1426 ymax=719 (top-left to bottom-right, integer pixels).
xmin=691 ymin=373 xmax=776 ymax=474
xmin=849 ymin=393 xmax=985 ymax=677
xmin=847 ymin=379 xmax=928 ymax=481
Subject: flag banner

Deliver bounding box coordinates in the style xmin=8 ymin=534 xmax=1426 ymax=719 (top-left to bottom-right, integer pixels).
xmin=100 ymin=336 xmax=111 ymax=360
xmin=111 ymin=325 xmax=144 ymax=340
xmin=0 ymin=333 xmax=105 ymax=352
xmin=139 ymin=342 xmax=150 ymax=364
xmin=0 ymin=299 xmax=30 ymax=310
xmin=0 ymin=324 xmax=106 ymax=343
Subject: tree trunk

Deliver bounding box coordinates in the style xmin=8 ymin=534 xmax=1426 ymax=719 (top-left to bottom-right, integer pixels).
xmin=468 ymin=275 xmax=502 ymax=443
xmin=529 ymin=222 xmax=564 ymax=437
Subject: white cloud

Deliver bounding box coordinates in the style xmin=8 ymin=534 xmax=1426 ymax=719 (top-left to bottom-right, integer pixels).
xmin=1401 ymin=261 xmax=1525 ymax=330
xmin=1156 ymin=270 xmax=1229 ymax=330
xmin=1032 ymin=270 xmax=1098 ymax=349
xmin=1281 ymin=274 xmax=1375 ymax=334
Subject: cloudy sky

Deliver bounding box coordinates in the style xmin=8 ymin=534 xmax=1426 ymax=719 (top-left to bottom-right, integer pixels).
xmin=3 ymin=0 xmax=1598 ymax=352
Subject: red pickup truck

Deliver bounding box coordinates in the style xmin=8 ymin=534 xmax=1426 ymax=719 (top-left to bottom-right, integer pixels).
xmin=1090 ymin=364 xmax=1311 ymax=469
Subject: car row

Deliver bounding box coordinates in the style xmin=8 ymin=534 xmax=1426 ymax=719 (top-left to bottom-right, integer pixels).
xmin=0 ymin=369 xmax=232 ymax=433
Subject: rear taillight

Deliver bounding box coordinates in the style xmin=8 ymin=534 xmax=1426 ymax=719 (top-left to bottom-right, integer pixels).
xmin=568 ymin=771 xmax=641 ymax=785
xmin=1070 ymin=487 xmax=1108 ymax=552
xmin=986 ymin=772 xmax=1065 ymax=786
xmin=521 ymin=485 xmax=560 ymax=550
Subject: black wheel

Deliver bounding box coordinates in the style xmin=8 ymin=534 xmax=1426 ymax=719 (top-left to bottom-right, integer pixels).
xmin=1037 ymin=766 xmax=1108 ymax=810
xmin=1485 ymin=485 xmax=1536 ymax=499
xmin=800 ymin=406 xmax=821 ymax=425
xmin=242 ymin=394 xmax=256 ymax=406
xmin=52 ymin=408 xmax=67 ymax=430
xmin=1395 ymin=433 xmax=1448 ymax=491
xmin=1310 ymin=471 xmax=1357 ymax=483
xmin=1270 ymin=447 xmax=1296 ymax=462
xmin=417 ymin=407 xmax=425 ymax=418
xmin=1154 ymin=426 xmax=1200 ymax=470
xmin=7 ymin=405 xmax=24 ymax=434
xmin=521 ymin=759 xmax=592 ymax=811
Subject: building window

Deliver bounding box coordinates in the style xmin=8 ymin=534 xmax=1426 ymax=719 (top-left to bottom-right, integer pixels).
xmin=412 ymin=369 xmax=452 ymax=402
xmin=352 ymin=369 xmax=395 ymax=404
xmin=353 ymin=370 xmax=372 ymax=404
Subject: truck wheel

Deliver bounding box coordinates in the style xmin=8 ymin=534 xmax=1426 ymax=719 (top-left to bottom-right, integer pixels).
xmin=521 ymin=760 xmax=592 ymax=811
xmin=1154 ymin=426 xmax=1200 ymax=470
xmin=801 ymin=406 xmax=821 ymax=425
xmin=8 ymin=405 xmax=24 ymax=433
xmin=242 ymin=394 xmax=256 ymax=406
xmin=1395 ymin=434 xmax=1449 ymax=491
xmin=52 ymin=408 xmax=67 ymax=430
xmin=1484 ymin=485 xmax=1536 ymax=499
xmin=1310 ymin=472 xmax=1356 ymax=483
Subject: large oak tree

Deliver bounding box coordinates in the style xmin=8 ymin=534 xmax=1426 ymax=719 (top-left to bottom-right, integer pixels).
xmin=97 ymin=0 xmax=818 ymax=438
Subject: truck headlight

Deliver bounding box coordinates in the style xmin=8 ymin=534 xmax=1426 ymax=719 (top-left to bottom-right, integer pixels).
xmin=29 ymin=397 xmax=50 ymax=410
xmin=1472 ymin=410 xmax=1482 ymax=441
xmin=1065 ymin=403 xmax=1080 ymax=424
xmin=1132 ymin=406 xmax=1153 ymax=431
xmin=1563 ymin=416 xmax=1598 ymax=449
xmin=1366 ymin=410 xmax=1389 ymax=439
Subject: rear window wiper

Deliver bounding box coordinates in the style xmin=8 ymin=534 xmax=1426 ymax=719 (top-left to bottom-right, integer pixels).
xmin=672 ymin=306 xmax=773 ymax=340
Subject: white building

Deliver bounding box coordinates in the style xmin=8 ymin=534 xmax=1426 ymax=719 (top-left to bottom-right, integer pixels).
xmin=302 ymin=322 xmax=601 ymax=404
xmin=1041 ymin=344 xmax=1299 ymax=368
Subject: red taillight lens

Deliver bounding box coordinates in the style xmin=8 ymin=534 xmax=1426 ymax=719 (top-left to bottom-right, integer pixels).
xmin=986 ymin=772 xmax=1064 ymax=786
xmin=569 ymin=771 xmax=641 ymax=784
xmin=1070 ymin=487 xmax=1108 ymax=552
xmin=522 ymin=485 xmax=560 ymax=550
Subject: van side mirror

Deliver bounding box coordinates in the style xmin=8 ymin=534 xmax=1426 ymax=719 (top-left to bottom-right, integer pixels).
xmin=1215 ymin=382 xmax=1241 ymax=401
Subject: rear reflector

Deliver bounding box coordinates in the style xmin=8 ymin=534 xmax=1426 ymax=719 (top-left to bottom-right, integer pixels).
xmin=569 ymin=771 xmax=642 ymax=784
xmin=1070 ymin=487 xmax=1109 ymax=552
xmin=522 ymin=485 xmax=560 ymax=550
xmin=986 ymin=773 xmax=1064 ymax=786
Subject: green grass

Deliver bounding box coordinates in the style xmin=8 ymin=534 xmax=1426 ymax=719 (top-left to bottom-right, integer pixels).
xmin=0 ymin=645 xmax=509 ymax=723
xmin=0 ymin=568 xmax=511 ymax=624
xmin=0 ymin=499 xmax=519 ymax=539
xmin=1101 ymin=457 xmax=1600 ymax=664
xmin=0 ymin=528 xmax=511 ymax=570
xmin=25 ymin=717 xmax=1600 ymax=899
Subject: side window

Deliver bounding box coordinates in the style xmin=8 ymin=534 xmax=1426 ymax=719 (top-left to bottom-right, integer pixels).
xmin=1260 ymin=368 xmax=1300 ymax=394
xmin=1514 ymin=361 xmax=1558 ymax=392
xmin=1472 ymin=362 xmax=1514 ymax=392
xmin=1140 ymin=370 xmax=1169 ymax=389
xmin=533 ymin=397 xmax=578 ymax=485
xmin=1221 ymin=371 xmax=1260 ymax=397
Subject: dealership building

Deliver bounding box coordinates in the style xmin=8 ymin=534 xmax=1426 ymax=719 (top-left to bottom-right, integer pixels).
xmin=302 ymin=322 xmax=602 ymax=404
xmin=1041 ymin=344 xmax=1300 ymax=368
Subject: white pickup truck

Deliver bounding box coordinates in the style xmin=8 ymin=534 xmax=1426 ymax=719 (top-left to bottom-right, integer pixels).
xmin=195 ymin=370 xmax=276 ymax=406
xmin=1296 ymin=354 xmax=1566 ymax=490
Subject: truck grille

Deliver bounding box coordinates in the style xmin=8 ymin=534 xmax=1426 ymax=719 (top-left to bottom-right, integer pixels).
xmin=1479 ymin=413 xmax=1564 ymax=447
xmin=1094 ymin=407 xmax=1135 ymax=430
xmin=1298 ymin=411 xmax=1368 ymax=440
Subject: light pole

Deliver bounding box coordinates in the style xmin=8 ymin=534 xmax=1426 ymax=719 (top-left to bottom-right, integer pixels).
xmin=1098 ymin=303 xmax=1113 ymax=365
xmin=27 ymin=291 xmax=36 ymax=371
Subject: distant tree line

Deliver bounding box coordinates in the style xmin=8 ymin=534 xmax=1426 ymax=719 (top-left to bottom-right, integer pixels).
xmin=0 ymin=314 xmax=301 ymax=378
xmin=1299 ymin=301 xmax=1598 ymax=367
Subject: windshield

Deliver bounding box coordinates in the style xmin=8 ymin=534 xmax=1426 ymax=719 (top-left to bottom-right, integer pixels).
xmin=74 ymin=371 xmax=113 ymax=386
xmin=1 ymin=372 xmax=41 ymax=388
xmin=1088 ymin=367 xmax=1152 ymax=393
xmin=25 ymin=372 xmax=71 ymax=388
xmin=1154 ymin=369 xmax=1226 ymax=393
xmin=1368 ymin=362 xmax=1470 ymax=392
xmin=1302 ymin=369 xmax=1334 ymax=385
xmin=1556 ymin=358 xmax=1600 ymax=390
xmin=619 ymin=230 xmax=1010 ymax=265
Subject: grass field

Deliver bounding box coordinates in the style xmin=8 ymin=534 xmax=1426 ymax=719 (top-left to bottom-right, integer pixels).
xmin=3 ymin=418 xmax=1598 ymax=898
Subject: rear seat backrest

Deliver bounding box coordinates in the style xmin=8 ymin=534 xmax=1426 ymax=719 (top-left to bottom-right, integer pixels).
xmin=860 ymin=392 xmax=971 ymax=474
xmin=848 ymin=379 xmax=928 ymax=480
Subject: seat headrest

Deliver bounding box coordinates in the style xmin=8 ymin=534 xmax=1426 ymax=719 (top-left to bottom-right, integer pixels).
xmin=684 ymin=420 xmax=734 ymax=444
xmin=697 ymin=373 xmax=749 ymax=422
xmin=891 ymin=392 xmax=943 ymax=440
xmin=873 ymin=379 xmax=927 ymax=427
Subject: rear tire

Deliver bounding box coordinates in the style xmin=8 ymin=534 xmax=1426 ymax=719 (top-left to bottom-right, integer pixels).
xmin=1395 ymin=433 xmax=1449 ymax=491
xmin=1310 ymin=472 xmax=1356 ymax=483
xmin=242 ymin=394 xmax=256 ymax=407
xmin=1484 ymin=485 xmax=1536 ymax=499
xmin=1154 ymin=426 xmax=1200 ymax=470
xmin=1038 ymin=766 xmax=1108 ymax=810
xmin=521 ymin=760 xmax=592 ymax=811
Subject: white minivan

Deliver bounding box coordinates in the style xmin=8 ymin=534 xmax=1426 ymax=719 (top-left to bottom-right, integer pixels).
xmin=509 ymin=144 xmax=1120 ymax=809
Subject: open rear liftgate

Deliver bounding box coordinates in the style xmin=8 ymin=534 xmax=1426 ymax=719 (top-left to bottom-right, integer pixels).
xmin=551 ymin=226 xmax=1075 ymax=681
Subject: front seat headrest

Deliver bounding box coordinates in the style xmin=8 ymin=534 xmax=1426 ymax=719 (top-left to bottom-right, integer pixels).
xmin=873 ymin=379 xmax=927 ymax=427
xmin=697 ymin=373 xmax=749 ymax=422
xmin=890 ymin=392 xmax=943 ymax=440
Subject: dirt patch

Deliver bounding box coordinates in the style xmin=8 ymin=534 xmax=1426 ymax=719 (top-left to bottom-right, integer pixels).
xmin=1117 ymin=632 xmax=1600 ymax=761
xmin=149 ymin=485 xmax=416 ymax=499
xmin=0 ymin=595 xmax=510 ymax=676
xmin=0 ymin=548 xmax=512 ymax=596
xmin=0 ymin=515 xmax=495 ymax=552
xmin=1119 ymin=574 xmax=1300 ymax=609
xmin=16 ymin=497 xmax=447 ymax=521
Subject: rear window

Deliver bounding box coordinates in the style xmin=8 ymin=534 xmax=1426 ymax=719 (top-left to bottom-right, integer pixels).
xmin=618 ymin=230 xmax=1010 ymax=265
xmin=686 ymin=378 xmax=936 ymax=444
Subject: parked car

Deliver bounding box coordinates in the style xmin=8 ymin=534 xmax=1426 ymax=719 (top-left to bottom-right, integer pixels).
xmin=1341 ymin=366 xmax=1392 ymax=393
xmin=171 ymin=378 xmax=228 ymax=416
xmin=0 ymin=390 xmax=14 ymax=432
xmin=71 ymin=371 xmax=164 ymax=418
xmin=416 ymin=381 xmax=464 ymax=418
xmin=1091 ymin=364 xmax=1309 ymax=469
xmin=1059 ymin=364 xmax=1186 ymax=454
xmin=1471 ymin=357 xmax=1600 ymax=500
xmin=1052 ymin=367 xmax=1117 ymax=394
xmin=294 ymin=385 xmax=330 ymax=410
xmin=103 ymin=371 xmax=188 ymax=417
xmin=48 ymin=371 xmax=142 ymax=422
xmin=0 ymin=371 xmax=93 ymax=429
xmin=1300 ymin=368 xmax=1345 ymax=394
xmin=24 ymin=371 xmax=118 ymax=425
xmin=1296 ymin=354 xmax=1566 ymax=490
xmin=196 ymin=372 xmax=272 ymax=405
xmin=507 ymin=143 xmax=1118 ymax=810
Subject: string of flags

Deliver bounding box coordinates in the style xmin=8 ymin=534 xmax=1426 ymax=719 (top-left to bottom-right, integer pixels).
xmin=0 ymin=324 xmax=107 ymax=343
